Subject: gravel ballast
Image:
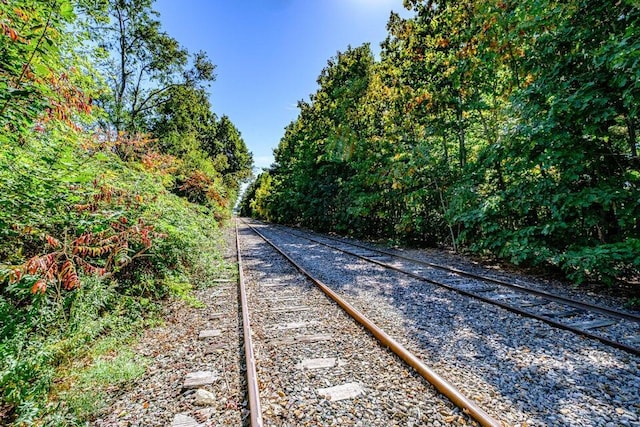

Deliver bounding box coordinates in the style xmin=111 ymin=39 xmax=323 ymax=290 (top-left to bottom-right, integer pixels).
xmin=238 ymin=221 xmax=475 ymax=426
xmin=93 ymin=220 xmax=640 ymax=426
xmin=251 ymin=220 xmax=640 ymax=427
xmin=94 ymin=228 xmax=244 ymax=427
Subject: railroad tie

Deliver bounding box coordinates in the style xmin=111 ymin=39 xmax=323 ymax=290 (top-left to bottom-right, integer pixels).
xmin=182 ymin=371 xmax=219 ymax=389
xmin=172 ymin=413 xmax=202 ymax=427
xmin=317 ymin=382 xmax=364 ymax=401
xmin=295 ymin=357 xmax=341 ymax=370
xmin=567 ymin=319 xmax=617 ymax=330
xmin=198 ymin=329 xmax=222 ymax=339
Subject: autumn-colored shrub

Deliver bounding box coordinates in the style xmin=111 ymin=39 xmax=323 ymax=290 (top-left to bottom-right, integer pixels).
xmin=0 ymin=133 xmax=232 ymax=424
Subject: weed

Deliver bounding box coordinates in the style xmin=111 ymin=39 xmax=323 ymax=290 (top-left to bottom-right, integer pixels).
xmin=625 ymin=297 xmax=640 ymax=310
xmin=167 ymin=277 xmax=205 ymax=308
xmin=65 ymin=350 xmax=147 ymax=419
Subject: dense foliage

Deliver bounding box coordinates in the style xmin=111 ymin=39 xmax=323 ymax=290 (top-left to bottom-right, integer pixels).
xmin=241 ymin=0 xmax=640 ymax=285
xmin=1 ymin=0 xmax=252 ymax=424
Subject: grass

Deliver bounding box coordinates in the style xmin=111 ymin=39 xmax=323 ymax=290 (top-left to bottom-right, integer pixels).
xmin=62 ymin=349 xmax=148 ymax=420
xmin=43 ymin=334 xmax=148 ymax=427
xmin=625 ymin=297 xmax=640 ymax=310
xmin=43 ymin=272 xmax=218 ymax=425
xmin=167 ymin=277 xmax=206 ymax=308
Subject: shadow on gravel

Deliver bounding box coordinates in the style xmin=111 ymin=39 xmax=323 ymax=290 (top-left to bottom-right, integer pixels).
xmin=273 ymin=232 xmax=639 ymax=427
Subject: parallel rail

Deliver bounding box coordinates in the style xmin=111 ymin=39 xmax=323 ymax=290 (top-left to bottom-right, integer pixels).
xmin=242 ymin=220 xmax=503 ymax=427
xmin=236 ymin=219 xmax=263 ymax=427
xmin=273 ymin=224 xmax=640 ymax=357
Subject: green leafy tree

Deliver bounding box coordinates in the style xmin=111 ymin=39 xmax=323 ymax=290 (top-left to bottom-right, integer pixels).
xmin=152 ymin=84 xmax=219 ymax=159
xmin=492 ymin=0 xmax=639 ymax=281
xmin=267 ymin=45 xmax=375 ymax=231
xmin=246 ymin=0 xmax=640 ymax=284
xmin=95 ymin=0 xmax=215 ymax=135
xmin=214 ymin=115 xmax=253 ymax=196
xmin=240 ymin=171 xmax=274 ymax=219
xmin=151 ymin=85 xmax=253 ymax=208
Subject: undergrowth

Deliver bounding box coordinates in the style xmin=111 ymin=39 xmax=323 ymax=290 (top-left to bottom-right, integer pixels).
xmin=0 ymin=141 xmax=232 ymax=425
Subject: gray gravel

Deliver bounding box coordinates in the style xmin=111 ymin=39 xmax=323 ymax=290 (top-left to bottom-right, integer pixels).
xmin=238 ymin=221 xmax=476 ymax=426
xmin=93 ymin=227 xmax=244 ymax=427
xmin=91 ymin=220 xmax=640 ymax=426
xmin=290 ymin=225 xmax=640 ymax=317
xmin=252 ymin=220 xmax=640 ymax=427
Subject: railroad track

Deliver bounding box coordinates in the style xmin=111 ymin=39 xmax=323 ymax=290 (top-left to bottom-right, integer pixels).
xmin=268 ymin=223 xmax=640 ymax=357
xmin=235 ymin=219 xmax=502 ymax=427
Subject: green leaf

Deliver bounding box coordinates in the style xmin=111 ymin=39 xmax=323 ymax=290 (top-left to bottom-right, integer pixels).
xmin=59 ymin=1 xmax=75 ymax=20
xmin=32 ymin=63 xmax=50 ymax=77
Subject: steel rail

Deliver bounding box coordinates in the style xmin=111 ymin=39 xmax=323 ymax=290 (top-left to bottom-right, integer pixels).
xmin=243 ymin=220 xmax=503 ymax=427
xmin=236 ymin=219 xmax=263 ymax=427
xmin=272 ymin=224 xmax=640 ymax=357
xmin=286 ymin=227 xmax=640 ymax=323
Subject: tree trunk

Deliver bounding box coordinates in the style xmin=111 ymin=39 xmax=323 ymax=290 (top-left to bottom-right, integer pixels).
xmin=456 ymin=101 xmax=466 ymax=169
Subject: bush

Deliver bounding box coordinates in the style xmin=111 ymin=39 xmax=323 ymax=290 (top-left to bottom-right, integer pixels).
xmin=0 ymin=135 xmax=231 ymax=424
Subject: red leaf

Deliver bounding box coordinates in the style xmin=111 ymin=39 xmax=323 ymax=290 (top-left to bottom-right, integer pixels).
xmin=9 ymin=269 xmax=22 ymax=284
xmin=46 ymin=235 xmax=61 ymax=248
xmin=31 ymin=280 xmax=47 ymax=294
xmin=26 ymin=257 xmax=40 ymax=274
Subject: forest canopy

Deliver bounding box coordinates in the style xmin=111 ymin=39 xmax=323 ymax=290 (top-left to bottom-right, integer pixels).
xmin=240 ymin=0 xmax=640 ymax=285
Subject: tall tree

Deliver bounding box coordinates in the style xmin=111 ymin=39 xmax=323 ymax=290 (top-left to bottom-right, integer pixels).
xmin=95 ymin=0 xmax=215 ymax=135
xmin=269 ymin=45 xmax=375 ymax=231
xmin=152 ymin=84 xmax=219 ymax=157
xmin=245 ymin=0 xmax=640 ymax=284
xmin=214 ymin=115 xmax=253 ymax=196
xmin=496 ymin=0 xmax=640 ymax=280
xmin=151 ymin=85 xmax=253 ymax=205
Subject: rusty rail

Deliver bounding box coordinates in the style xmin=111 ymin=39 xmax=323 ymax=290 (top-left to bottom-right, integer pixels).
xmin=291 ymin=227 xmax=640 ymax=323
xmin=244 ymin=220 xmax=503 ymax=427
xmin=236 ymin=219 xmax=263 ymax=427
xmin=278 ymin=225 xmax=640 ymax=357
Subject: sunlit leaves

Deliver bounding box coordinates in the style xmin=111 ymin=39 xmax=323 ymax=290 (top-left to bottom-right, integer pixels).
xmin=245 ymin=0 xmax=640 ymax=284
xmin=92 ymin=0 xmax=216 ymax=134
xmin=0 ymin=0 xmax=81 ymax=140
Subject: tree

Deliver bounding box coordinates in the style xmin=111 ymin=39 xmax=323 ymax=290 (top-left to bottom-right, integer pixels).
xmin=240 ymin=171 xmax=274 ymax=219
xmin=493 ymin=0 xmax=640 ymax=281
xmin=267 ymin=45 xmax=375 ymax=231
xmin=152 ymin=84 xmax=219 ymax=157
xmin=245 ymin=0 xmax=640 ymax=284
xmin=95 ymin=0 xmax=215 ymax=135
xmin=214 ymin=115 xmax=253 ymax=196
xmin=151 ymin=86 xmax=252 ymax=203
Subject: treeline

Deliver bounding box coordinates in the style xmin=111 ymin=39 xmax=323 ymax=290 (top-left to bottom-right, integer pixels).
xmin=241 ymin=0 xmax=640 ymax=285
xmin=1 ymin=0 xmax=251 ymax=424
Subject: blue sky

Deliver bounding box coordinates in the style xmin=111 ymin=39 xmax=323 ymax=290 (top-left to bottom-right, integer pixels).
xmin=154 ymin=0 xmax=409 ymax=171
